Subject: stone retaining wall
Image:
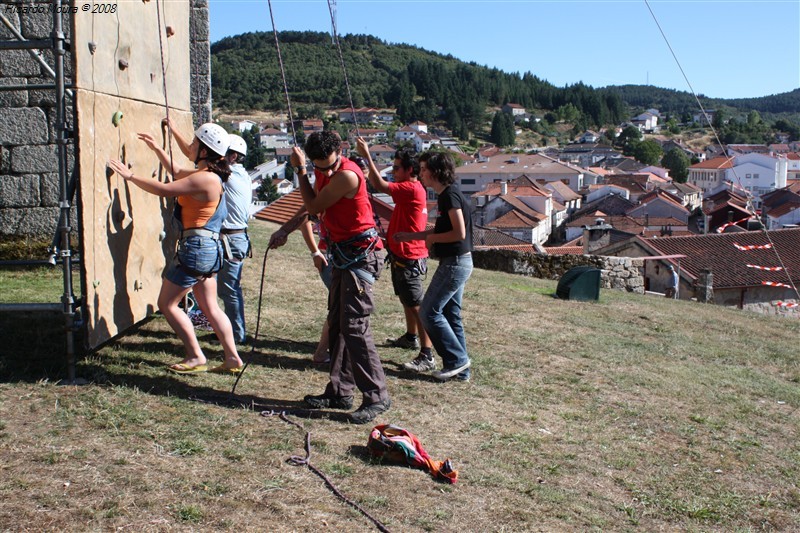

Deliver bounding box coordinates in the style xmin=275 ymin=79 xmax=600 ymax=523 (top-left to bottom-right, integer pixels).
xmin=472 ymin=249 xmax=645 ymax=293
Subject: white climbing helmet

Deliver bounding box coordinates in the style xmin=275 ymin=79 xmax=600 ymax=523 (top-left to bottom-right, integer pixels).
xmin=194 ymin=123 xmax=230 ymax=156
xmin=228 ymin=134 xmax=248 ymax=156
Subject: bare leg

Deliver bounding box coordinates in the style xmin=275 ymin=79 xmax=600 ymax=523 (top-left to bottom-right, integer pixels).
xmin=408 ymin=305 xmax=432 ymax=349
xmin=193 ymin=276 xmax=243 ymax=369
xmin=158 ymin=279 xmax=206 ymax=368
xmin=313 ymin=319 xmax=331 ymax=363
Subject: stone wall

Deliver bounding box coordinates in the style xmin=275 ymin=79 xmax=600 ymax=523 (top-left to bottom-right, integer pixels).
xmin=472 ymin=249 xmax=645 ymax=293
xmin=190 ymin=0 xmax=211 ymax=126
xmin=0 ymin=2 xmax=212 ymax=239
xmin=0 ymin=7 xmax=73 ymax=237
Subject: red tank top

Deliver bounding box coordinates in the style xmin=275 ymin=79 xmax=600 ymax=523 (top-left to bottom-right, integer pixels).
xmin=315 ymin=157 xmax=381 ymax=248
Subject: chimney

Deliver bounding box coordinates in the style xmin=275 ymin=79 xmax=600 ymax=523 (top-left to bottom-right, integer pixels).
xmin=645 ymin=214 xmax=650 ymax=227
xmin=582 ymin=219 xmax=613 ymax=254
xmin=501 ymin=181 xmax=508 ymax=196
xmin=696 ymin=269 xmax=714 ymax=303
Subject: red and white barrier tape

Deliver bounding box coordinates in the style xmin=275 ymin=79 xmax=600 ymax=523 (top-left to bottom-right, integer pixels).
xmin=733 ymin=242 xmax=772 ymax=251
xmin=746 ymin=264 xmax=783 ymax=271
xmin=762 ymin=281 xmax=792 ymax=289
xmin=775 ymin=302 xmax=799 ymax=308
xmin=716 ymin=216 xmax=754 ymax=233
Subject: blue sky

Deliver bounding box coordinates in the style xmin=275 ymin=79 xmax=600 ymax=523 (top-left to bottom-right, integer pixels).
xmin=208 ymin=0 xmax=800 ymax=100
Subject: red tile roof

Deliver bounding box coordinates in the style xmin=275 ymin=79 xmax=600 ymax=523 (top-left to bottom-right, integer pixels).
xmin=253 ymin=190 xmax=391 ymax=230
xmin=254 ymin=190 xmax=304 ymax=224
xmin=486 ymin=210 xmax=541 ymax=229
xmin=544 ymin=246 xmax=584 ymax=255
xmin=690 ymin=156 xmax=734 ymax=169
xmin=767 ymin=202 xmax=800 ymax=218
xmin=642 ymin=228 xmax=800 ymax=288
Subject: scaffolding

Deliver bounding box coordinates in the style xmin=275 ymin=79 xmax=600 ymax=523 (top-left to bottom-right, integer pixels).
xmin=0 ymin=1 xmax=82 ymax=383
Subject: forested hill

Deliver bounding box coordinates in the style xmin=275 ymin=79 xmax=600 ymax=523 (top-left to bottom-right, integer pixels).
xmin=210 ymin=31 xmax=800 ymax=129
xmin=609 ymin=85 xmax=800 ymax=116
xmin=210 ymin=31 xmax=627 ymax=133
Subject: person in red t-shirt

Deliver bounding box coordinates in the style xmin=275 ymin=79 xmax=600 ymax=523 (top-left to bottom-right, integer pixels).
xmin=356 ymin=138 xmax=436 ymax=373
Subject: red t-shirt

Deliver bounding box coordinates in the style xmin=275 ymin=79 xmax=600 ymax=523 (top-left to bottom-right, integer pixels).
xmin=315 ymin=157 xmax=382 ymax=249
xmin=387 ymin=180 xmax=428 ymax=260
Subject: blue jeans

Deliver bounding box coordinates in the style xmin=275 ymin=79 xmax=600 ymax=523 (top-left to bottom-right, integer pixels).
xmin=218 ymin=232 xmax=250 ymax=343
xmin=420 ymin=253 xmax=472 ymax=378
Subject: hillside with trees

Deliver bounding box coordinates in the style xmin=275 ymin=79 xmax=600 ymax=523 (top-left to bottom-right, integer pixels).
xmin=211 ymin=31 xmax=627 ymax=137
xmin=211 ymin=31 xmax=800 ymax=142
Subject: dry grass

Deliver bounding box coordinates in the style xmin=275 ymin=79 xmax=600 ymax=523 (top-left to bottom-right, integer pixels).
xmin=1 ymin=219 xmax=799 ymax=531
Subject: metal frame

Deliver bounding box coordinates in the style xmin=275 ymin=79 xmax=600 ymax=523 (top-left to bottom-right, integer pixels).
xmin=0 ymin=2 xmax=82 ymax=383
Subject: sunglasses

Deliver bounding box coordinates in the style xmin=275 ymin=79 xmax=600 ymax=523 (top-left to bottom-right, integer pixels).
xmin=314 ymin=155 xmax=340 ymax=172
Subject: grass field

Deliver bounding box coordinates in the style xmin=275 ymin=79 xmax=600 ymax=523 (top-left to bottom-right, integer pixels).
xmin=1 ymin=219 xmax=799 ymax=531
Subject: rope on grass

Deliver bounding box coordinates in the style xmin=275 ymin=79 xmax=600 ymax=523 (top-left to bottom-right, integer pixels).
xmin=229 ymin=247 xmax=271 ymax=396
xmin=261 ymin=410 xmax=391 ymax=533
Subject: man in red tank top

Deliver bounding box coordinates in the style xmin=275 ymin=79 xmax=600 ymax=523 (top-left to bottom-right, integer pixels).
xmin=292 ymin=131 xmax=391 ymax=424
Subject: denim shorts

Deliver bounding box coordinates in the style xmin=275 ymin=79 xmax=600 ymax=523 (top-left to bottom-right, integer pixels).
xmin=164 ymin=235 xmax=222 ymax=288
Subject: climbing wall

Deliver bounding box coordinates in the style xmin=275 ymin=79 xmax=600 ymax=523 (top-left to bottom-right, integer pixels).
xmin=73 ymin=2 xmax=193 ymax=349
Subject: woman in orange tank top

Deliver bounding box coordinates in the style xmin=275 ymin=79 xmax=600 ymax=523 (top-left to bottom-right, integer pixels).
xmin=108 ymin=123 xmax=243 ymax=375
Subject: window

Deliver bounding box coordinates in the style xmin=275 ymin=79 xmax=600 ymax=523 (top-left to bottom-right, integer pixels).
xmin=461 ymin=178 xmax=475 ymax=185
xmin=746 ymin=174 xmax=751 ymax=179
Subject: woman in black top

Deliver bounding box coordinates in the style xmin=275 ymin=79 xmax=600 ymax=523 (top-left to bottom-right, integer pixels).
xmin=395 ymin=151 xmax=473 ymax=381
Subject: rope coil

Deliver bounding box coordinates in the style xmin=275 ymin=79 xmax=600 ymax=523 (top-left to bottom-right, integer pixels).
xmin=261 ymin=410 xmax=391 ymax=533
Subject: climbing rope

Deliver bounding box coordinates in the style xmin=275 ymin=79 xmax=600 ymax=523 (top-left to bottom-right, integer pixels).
xmin=154 ymin=0 xmax=176 ymax=178
xmin=261 ymin=410 xmax=391 ymax=533
xmin=267 ymin=0 xmax=299 ymax=145
xmin=644 ymin=0 xmax=800 ymax=304
xmin=325 ymin=0 xmax=360 ymax=138
xmin=229 ymin=246 xmax=271 ymax=395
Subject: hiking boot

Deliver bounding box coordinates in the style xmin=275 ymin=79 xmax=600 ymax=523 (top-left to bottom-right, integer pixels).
xmin=432 ymin=361 xmax=471 ymax=381
xmin=386 ymin=334 xmax=420 ymax=350
xmin=349 ymin=398 xmax=392 ymax=424
xmin=403 ymin=353 xmax=437 ymax=373
xmin=304 ymin=393 xmax=354 ymax=410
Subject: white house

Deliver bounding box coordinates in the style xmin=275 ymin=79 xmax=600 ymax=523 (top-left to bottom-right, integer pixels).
xmin=455 ymin=153 xmax=587 ymax=195
xmin=259 ymin=127 xmax=292 ymax=149
xmin=728 ymin=153 xmax=788 ymax=209
xmin=632 ymin=112 xmax=658 ymax=132
xmin=765 ymin=203 xmax=800 ymax=229
xmin=394 ymin=126 xmax=417 ymax=143
xmin=414 ymin=132 xmax=440 ymax=153
xmin=688 ymin=157 xmax=734 ymax=195
xmin=232 ymin=119 xmax=258 ymax=133
xmin=585 ymin=184 xmax=630 ymax=203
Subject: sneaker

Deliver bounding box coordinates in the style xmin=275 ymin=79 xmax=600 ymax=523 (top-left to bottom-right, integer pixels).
xmin=350 ymin=398 xmax=392 ymax=424
xmin=386 ymin=334 xmax=420 ymax=350
xmin=304 ymin=393 xmax=354 ymax=410
xmin=403 ymin=353 xmax=437 ymax=372
xmin=432 ymin=361 xmax=471 ymax=381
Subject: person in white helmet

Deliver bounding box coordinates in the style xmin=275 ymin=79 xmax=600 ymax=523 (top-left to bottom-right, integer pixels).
xmin=108 ymin=122 xmax=244 ymax=375
xmin=163 ymin=119 xmax=252 ymax=345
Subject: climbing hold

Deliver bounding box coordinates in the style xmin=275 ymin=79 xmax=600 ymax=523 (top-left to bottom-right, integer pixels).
xmin=93 ymin=280 xmax=100 ymax=288
xmin=166 ymin=26 xmax=175 ymax=37
xmin=88 ymin=41 xmax=97 ymax=54
xmin=150 ymin=72 xmax=156 ymax=82
xmin=112 ymin=111 xmax=124 ymax=127
xmin=118 ymin=58 xmax=129 ymax=70
xmin=158 ymin=231 xmax=166 ymax=241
